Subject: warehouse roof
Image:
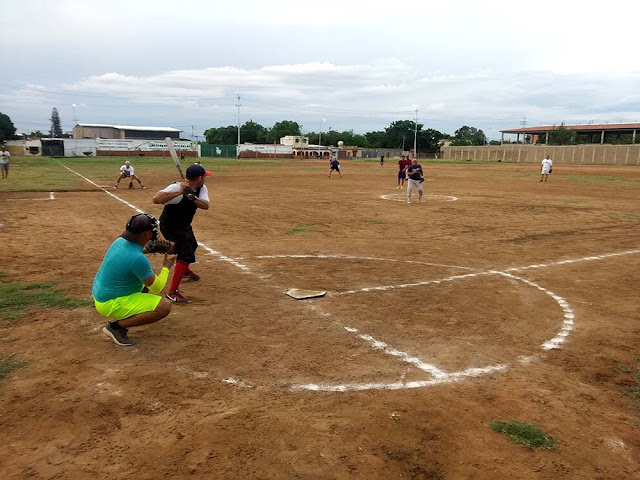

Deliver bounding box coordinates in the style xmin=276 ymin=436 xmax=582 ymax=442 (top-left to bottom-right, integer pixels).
xmin=501 ymin=123 xmax=640 ymax=134
xmin=76 ymin=123 xmax=181 ymax=132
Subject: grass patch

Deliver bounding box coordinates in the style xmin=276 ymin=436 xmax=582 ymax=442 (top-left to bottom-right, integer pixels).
xmin=0 ymin=278 xmax=92 ymax=321
xmin=286 ymin=223 xmax=317 ymax=235
xmin=608 ymin=213 xmax=640 ymax=221
xmin=615 ymin=363 xmax=634 ymax=373
xmin=0 ymin=354 xmax=28 ymax=383
xmin=367 ymin=220 xmax=387 ymax=224
xmin=622 ymin=369 xmax=640 ymax=400
xmin=565 ymin=175 xmax=640 ymax=186
xmin=490 ymin=420 xmax=556 ymax=450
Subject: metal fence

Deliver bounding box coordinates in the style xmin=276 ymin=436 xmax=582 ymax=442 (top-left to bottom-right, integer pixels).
xmin=200 ymin=144 xmax=237 ymax=158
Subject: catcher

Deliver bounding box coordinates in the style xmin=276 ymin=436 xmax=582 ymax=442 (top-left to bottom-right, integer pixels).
xmin=93 ymin=213 xmax=176 ymax=346
xmin=152 ymin=164 xmax=211 ymax=304
xmin=115 ymin=160 xmax=145 ymax=189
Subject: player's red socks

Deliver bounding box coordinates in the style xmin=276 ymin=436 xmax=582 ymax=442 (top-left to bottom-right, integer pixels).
xmin=169 ymin=260 xmax=189 ymax=292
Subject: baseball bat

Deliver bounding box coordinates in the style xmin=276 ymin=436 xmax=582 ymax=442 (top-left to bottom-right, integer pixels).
xmin=165 ymin=137 xmax=195 ymax=200
xmin=165 ymin=137 xmax=184 ymax=179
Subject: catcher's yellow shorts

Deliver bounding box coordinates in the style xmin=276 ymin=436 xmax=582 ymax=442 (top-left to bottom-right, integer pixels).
xmin=94 ymin=292 xmax=162 ymax=320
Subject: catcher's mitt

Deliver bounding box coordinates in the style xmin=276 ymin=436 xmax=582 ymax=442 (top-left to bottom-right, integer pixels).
xmin=549 ymin=168 xmax=553 ymax=173
xmin=143 ymin=238 xmax=175 ymax=255
xmin=420 ymin=177 xmax=425 ymax=183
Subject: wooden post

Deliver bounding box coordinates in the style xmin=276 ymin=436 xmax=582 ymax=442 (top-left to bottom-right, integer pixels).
xmin=503 ymin=149 xmax=506 ymax=162
xmin=592 ymin=147 xmax=596 ymax=164
xmin=601 ymin=131 xmax=605 ymax=144
xmin=581 ymin=146 xmax=585 ymax=164
xmin=613 ymin=146 xmax=617 ymax=164
xmin=562 ymin=148 xmax=565 ymax=163
xmin=572 ymin=148 xmax=575 ymax=164
xmin=518 ymin=146 xmax=521 ymax=163
xmin=625 ymin=146 xmax=630 ymax=165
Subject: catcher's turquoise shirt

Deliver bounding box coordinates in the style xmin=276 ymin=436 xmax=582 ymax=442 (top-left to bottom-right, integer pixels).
xmin=92 ymin=237 xmax=154 ymax=303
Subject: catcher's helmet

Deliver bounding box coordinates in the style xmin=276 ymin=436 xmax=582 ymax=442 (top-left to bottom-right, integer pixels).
xmin=126 ymin=213 xmax=159 ymax=241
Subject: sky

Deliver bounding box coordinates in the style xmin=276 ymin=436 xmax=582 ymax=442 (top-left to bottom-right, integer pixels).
xmin=1 ymin=0 xmax=639 ymax=141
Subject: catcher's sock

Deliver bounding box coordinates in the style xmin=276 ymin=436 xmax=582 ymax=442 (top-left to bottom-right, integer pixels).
xmin=169 ymin=260 xmax=189 ymax=293
xmin=109 ymin=321 xmax=125 ymax=331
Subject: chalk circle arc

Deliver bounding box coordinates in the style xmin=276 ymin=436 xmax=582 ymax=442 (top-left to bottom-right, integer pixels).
xmin=261 ymin=254 xmax=574 ymax=392
xmin=379 ymin=193 xmax=458 ymax=202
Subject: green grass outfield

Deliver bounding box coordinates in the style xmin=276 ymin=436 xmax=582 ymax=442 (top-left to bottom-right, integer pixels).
xmin=0 ymin=156 xmax=300 ymax=192
xmin=1 ymin=156 xmax=638 ymax=192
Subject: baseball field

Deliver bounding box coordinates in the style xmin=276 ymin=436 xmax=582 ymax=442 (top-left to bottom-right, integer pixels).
xmin=1 ymin=156 xmax=639 ymax=479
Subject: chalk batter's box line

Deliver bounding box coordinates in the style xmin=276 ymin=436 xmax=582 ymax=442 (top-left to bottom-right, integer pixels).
xmin=1 ymin=192 xmax=56 ymax=201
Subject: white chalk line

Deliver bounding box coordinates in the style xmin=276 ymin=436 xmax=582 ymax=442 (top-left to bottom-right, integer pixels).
xmin=255 ymin=254 xmax=475 ymax=271
xmin=291 ymin=269 xmax=575 ymax=392
xmin=334 ymin=249 xmax=640 ymax=296
xmin=2 ymin=191 xmax=56 ymax=201
xmin=380 ymin=193 xmax=458 ymax=202
xmin=61 ymin=163 xmax=638 ymax=392
xmin=60 ymin=163 xmax=253 ymax=273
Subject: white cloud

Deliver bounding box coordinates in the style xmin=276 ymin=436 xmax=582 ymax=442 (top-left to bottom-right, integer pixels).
xmin=2 ymin=1 xmax=640 ymax=136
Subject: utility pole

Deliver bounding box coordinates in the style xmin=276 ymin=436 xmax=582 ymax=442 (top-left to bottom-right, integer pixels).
xmin=520 ymin=115 xmax=527 ymax=144
xmin=413 ymin=108 xmax=418 ymax=159
xmin=236 ymin=94 xmax=241 ymax=158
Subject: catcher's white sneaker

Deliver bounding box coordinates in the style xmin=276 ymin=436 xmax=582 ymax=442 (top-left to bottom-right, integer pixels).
xmin=103 ymin=324 xmax=135 ymax=346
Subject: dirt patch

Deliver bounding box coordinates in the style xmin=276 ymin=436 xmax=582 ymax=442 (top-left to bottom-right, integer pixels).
xmin=1 ymin=160 xmax=639 ymax=479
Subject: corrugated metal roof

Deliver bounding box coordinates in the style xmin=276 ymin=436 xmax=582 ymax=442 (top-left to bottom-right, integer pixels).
xmin=501 ymin=123 xmax=640 ymax=134
xmin=76 ymin=123 xmax=181 ymax=132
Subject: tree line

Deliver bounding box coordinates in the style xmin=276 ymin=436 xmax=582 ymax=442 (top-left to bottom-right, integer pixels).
xmin=0 ymin=108 xmax=497 ymax=148
xmin=205 ymin=120 xmax=492 ymax=150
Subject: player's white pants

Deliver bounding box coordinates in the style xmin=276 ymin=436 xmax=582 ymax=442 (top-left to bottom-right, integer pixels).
xmin=407 ymin=179 xmax=423 ymax=202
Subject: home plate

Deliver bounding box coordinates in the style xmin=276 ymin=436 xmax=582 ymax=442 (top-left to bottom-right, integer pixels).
xmin=286 ymin=288 xmax=327 ymax=300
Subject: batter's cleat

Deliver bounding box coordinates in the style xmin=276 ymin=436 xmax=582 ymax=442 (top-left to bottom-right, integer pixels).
xmin=141 ymin=185 xmax=146 ymax=189
xmin=114 ymin=184 xmax=118 ymax=188
xmin=184 ymin=271 xmax=200 ymax=281
xmin=166 ymin=290 xmax=192 ymax=304
xmin=103 ymin=324 xmax=135 ymax=346
xmin=129 ymin=182 xmax=134 ymax=189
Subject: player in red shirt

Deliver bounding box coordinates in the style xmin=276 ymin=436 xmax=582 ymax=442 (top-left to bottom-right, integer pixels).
xmin=397 ymin=156 xmax=409 ymax=189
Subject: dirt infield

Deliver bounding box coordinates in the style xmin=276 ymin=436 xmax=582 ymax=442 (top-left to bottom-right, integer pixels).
xmin=1 ymin=159 xmax=639 ymax=479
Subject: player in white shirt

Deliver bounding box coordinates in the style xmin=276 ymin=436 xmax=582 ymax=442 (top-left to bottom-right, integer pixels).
xmin=0 ymin=145 xmax=10 ymax=179
xmin=115 ymin=160 xmax=145 ymax=189
xmin=540 ymin=154 xmax=553 ymax=182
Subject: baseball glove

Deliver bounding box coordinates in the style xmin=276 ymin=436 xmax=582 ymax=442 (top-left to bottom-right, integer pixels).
xmin=420 ymin=177 xmax=425 ymax=183
xmin=143 ymin=238 xmax=175 ymax=255
xmin=549 ymin=168 xmax=553 ymax=173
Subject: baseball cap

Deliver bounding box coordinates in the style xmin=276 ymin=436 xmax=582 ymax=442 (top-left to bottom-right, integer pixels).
xmin=186 ymin=164 xmax=212 ymax=179
xmin=125 ymin=160 xmax=131 ymax=164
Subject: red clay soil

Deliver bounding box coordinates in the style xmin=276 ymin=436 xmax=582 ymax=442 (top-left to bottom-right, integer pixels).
xmin=1 ymin=160 xmax=639 ymax=479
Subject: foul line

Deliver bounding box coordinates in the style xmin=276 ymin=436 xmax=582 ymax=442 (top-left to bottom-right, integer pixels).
xmin=335 ymin=249 xmax=640 ymax=296
xmin=60 ymin=163 xmax=253 ymax=273
xmin=292 ymin=270 xmax=576 ymax=392
xmin=61 ymin=163 xmax=639 ymax=393
xmin=255 ymin=254 xmax=474 ymax=271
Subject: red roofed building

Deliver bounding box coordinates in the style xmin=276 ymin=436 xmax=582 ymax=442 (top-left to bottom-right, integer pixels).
xmin=500 ymin=123 xmax=640 ymax=145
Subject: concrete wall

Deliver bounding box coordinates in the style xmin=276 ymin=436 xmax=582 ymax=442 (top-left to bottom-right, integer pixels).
xmin=442 ymin=144 xmax=640 ymax=165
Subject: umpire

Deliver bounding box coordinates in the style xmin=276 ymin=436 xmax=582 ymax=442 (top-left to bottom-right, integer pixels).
xmin=152 ymin=164 xmax=211 ymax=304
